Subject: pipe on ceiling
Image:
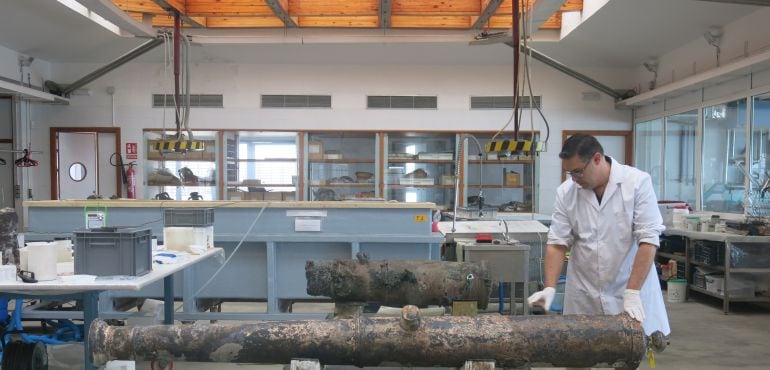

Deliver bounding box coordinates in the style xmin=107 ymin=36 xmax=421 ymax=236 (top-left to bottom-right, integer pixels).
xmin=509 ymin=42 xmax=624 ymax=100
xmin=61 ymin=37 xmax=164 ymax=97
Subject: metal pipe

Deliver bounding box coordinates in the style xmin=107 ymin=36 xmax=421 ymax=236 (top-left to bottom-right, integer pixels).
xmin=510 ymin=43 xmax=623 ymax=100
xmin=305 ymin=255 xmax=490 ymax=309
xmin=89 ymin=307 xmax=649 ymax=369
xmin=61 ymin=37 xmax=163 ymax=97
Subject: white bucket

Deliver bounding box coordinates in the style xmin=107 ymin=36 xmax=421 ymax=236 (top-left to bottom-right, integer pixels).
xmin=667 ymin=279 xmax=687 ymax=303
xmin=26 ymin=241 xmax=59 ymax=281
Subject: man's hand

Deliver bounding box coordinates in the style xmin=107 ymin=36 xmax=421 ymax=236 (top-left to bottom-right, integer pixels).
xmin=623 ymin=289 xmax=645 ymax=322
xmin=527 ymin=287 xmax=556 ymax=311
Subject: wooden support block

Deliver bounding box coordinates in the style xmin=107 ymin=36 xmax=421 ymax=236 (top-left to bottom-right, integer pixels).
xmin=463 ymin=360 xmax=495 ymax=370
xmin=452 ymin=300 xmax=478 ymax=316
xmin=290 ymin=359 xmax=321 ymax=370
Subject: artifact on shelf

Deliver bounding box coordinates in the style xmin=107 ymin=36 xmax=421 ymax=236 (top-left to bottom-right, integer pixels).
xmin=178 ymin=167 xmax=198 ymax=185
xmin=401 ymin=169 xmax=433 ymax=185
xmin=389 ymin=152 xmax=416 ymax=160
xmin=323 ymin=150 xmax=343 ymax=160
xmin=148 ymin=168 xmax=182 ymax=186
xmin=313 ymin=188 xmax=338 ymax=201
xmin=328 ymin=176 xmax=355 ymax=184
xmin=417 ymin=152 xmax=453 ymax=160
xmin=355 ymin=171 xmax=374 ymax=183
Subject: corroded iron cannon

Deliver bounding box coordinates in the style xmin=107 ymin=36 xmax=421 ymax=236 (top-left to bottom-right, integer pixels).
xmin=306 ymin=254 xmax=490 ymax=308
xmin=90 ymin=306 xmax=653 ymax=369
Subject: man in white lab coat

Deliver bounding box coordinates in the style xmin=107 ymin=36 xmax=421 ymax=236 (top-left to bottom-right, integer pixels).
xmin=527 ymin=134 xmax=670 ymax=370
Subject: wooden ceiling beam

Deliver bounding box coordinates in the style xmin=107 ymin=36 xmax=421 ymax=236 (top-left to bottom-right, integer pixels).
xmin=289 ymin=0 xmax=379 ymax=16
xmin=298 ymin=16 xmax=379 ymax=28
xmin=205 ymin=16 xmax=286 ymax=28
xmin=391 ymin=15 xmax=472 ymax=29
xmin=560 ymin=0 xmax=583 ymax=12
xmin=380 ymin=0 xmax=392 ymax=28
xmin=471 ymin=0 xmax=504 ymax=29
xmin=393 ymin=0 xmax=480 ymax=15
xmin=113 ymin=0 xmax=166 ymax=14
xmin=185 ymin=0 xmax=275 ymax=16
xmin=265 ymin=0 xmax=298 ymax=27
xmin=152 ymin=0 xmax=206 ymax=28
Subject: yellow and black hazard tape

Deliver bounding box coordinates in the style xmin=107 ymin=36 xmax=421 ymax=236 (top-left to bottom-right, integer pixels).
xmin=485 ymin=139 xmax=543 ymax=153
xmin=154 ymin=140 xmax=206 ymax=152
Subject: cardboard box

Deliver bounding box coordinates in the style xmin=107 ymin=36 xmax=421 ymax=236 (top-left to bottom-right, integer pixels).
xmin=705 ymin=275 xmax=755 ymax=298
xmin=241 ymin=192 xmax=264 ymax=201
xmin=282 ymin=191 xmax=297 ymax=201
xmin=308 ymin=140 xmax=324 ymax=160
xmin=440 ymin=175 xmax=456 ymax=186
xmin=263 ymin=192 xmax=283 ymax=201
xmin=504 ymin=170 xmax=520 ymax=186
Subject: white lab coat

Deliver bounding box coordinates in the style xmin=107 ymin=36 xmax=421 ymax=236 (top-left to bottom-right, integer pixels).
xmin=548 ymin=156 xmax=670 ymax=335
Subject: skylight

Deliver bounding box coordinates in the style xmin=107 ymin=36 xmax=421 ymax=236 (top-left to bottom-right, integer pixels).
xmin=57 ymin=0 xmax=131 ymax=36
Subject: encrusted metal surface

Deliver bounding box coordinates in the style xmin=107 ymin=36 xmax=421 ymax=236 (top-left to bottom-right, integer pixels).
xmin=90 ymin=307 xmax=646 ymax=369
xmin=306 ymin=255 xmax=490 ymax=308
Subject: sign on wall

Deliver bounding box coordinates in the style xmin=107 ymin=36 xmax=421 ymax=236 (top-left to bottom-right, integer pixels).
xmin=125 ymin=142 xmax=138 ymax=160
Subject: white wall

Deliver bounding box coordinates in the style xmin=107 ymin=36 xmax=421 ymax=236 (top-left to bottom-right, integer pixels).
xmin=632 ymin=7 xmax=770 ymax=97
xmin=26 ymin=56 xmax=631 ymax=214
xmin=0 ymin=43 xmax=51 ymax=89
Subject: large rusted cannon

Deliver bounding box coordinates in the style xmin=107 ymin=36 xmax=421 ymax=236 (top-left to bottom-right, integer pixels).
xmin=306 ymin=254 xmax=490 ymax=308
xmin=90 ymin=306 xmax=654 ymax=369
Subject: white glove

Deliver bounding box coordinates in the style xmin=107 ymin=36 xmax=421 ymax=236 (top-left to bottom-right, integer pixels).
xmin=527 ymin=287 xmax=556 ymax=311
xmin=623 ymin=289 xmax=645 ymax=322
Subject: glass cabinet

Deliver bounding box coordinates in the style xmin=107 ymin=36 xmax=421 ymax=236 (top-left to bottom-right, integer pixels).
xmin=702 ymin=100 xmax=747 ymax=213
xmin=144 ymin=130 xmax=219 ymax=200
xmin=384 ymin=133 xmax=458 ymax=210
xmin=305 ymin=132 xmax=379 ymax=201
xmin=462 ymin=132 xmax=538 ymax=213
xmin=224 ymin=131 xmax=298 ymax=201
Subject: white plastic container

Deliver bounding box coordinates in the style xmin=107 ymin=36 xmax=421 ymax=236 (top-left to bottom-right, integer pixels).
xmin=26 ymin=241 xmax=59 ymax=281
xmin=667 ymin=279 xmax=687 ymax=303
xmin=163 ymin=226 xmax=213 ymax=254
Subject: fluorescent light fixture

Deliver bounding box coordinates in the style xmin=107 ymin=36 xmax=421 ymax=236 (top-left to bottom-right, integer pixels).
xmin=57 ymin=0 xmax=130 ymax=36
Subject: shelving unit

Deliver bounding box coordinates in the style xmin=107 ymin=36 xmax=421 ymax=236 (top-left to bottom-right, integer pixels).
xmin=139 ymin=130 xmax=540 ymax=208
xmin=305 ymin=132 xmax=378 ymax=201
xmin=223 ymin=131 xmax=299 ymax=201
xmin=462 ymin=132 xmax=539 ymax=213
xmin=143 ymin=130 xmax=219 ymax=200
xmin=384 ymin=132 xmax=458 ymax=210
xmin=663 ymin=228 xmax=770 ymax=313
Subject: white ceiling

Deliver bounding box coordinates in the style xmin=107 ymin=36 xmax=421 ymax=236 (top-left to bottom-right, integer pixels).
xmin=0 ymin=0 xmax=763 ymax=67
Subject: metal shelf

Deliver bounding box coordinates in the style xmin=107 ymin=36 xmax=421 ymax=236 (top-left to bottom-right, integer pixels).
xmin=468 ymin=184 xmax=531 ymax=189
xmin=387 ymin=159 xmax=454 ymax=164
xmin=309 ymin=159 xmax=375 ymax=164
xmin=469 ymin=159 xmax=534 ymax=164
xmin=388 ymin=185 xmax=454 ymax=189
xmin=657 ymin=251 xmax=686 ymax=262
xmin=689 ymin=285 xmax=770 ymax=302
xmin=688 ymin=260 xmax=725 ymax=271
xmin=309 ymin=184 xmax=374 ymax=188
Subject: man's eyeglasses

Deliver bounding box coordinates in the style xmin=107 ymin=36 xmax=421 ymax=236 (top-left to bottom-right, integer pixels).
xmin=565 ymin=160 xmax=591 ymax=178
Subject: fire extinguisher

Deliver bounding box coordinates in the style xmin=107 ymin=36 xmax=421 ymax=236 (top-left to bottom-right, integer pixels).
xmin=126 ymin=163 xmax=137 ymax=199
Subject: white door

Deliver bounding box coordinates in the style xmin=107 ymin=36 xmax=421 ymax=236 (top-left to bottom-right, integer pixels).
xmin=97 ymin=132 xmax=118 ymax=198
xmin=595 ymin=135 xmax=628 ymax=164
xmin=58 ymin=132 xmax=98 ymax=199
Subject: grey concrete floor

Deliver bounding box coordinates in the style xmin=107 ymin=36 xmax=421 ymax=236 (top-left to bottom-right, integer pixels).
xmin=51 ymin=292 xmax=770 ymax=370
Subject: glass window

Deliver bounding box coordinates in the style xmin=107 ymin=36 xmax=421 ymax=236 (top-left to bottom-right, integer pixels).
xmin=749 ymin=92 xmax=770 ymax=217
xmin=634 ymin=119 xmax=664 ymax=198
xmin=702 ymin=99 xmax=747 ymax=213
xmin=665 ymin=111 xmax=697 ymax=206
xmin=229 ymin=132 xmax=298 ymax=194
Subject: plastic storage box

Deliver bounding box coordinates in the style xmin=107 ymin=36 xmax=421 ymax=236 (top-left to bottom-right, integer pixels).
xmin=163 ymin=208 xmax=215 ymax=227
xmin=73 ymin=227 xmax=152 ymax=276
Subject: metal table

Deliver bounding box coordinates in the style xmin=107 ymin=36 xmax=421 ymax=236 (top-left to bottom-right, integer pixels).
xmin=0 ymin=248 xmax=224 ymax=370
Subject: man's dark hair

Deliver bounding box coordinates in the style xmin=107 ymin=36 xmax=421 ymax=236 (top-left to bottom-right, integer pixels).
xmin=559 ymin=133 xmax=604 ymax=162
